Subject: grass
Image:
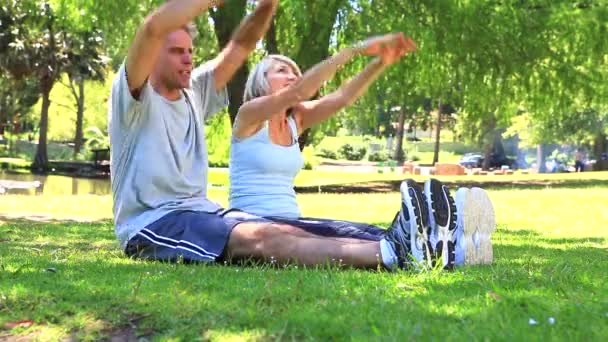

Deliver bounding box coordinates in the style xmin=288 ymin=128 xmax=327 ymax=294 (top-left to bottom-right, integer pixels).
xmin=0 ymin=158 xmax=31 ymax=171
xmin=1 ymin=180 xmax=607 ymax=340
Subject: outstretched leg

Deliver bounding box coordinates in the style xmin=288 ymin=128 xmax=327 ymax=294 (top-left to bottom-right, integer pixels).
xmin=226 ymin=222 xmax=382 ymax=268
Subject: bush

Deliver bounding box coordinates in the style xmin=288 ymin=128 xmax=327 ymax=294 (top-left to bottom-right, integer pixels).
xmin=338 ymin=143 xmax=367 ymax=161
xmin=409 ymin=154 xmax=421 ymax=162
xmin=317 ymin=147 xmax=338 ymax=160
xmin=209 ymin=154 xmax=229 ymax=168
xmin=368 ymin=150 xmax=389 ymax=162
xmin=302 ymin=147 xmax=318 ymax=170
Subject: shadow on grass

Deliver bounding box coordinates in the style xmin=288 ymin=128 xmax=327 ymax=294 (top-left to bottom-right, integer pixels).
xmin=295 ymin=178 xmax=608 ymax=193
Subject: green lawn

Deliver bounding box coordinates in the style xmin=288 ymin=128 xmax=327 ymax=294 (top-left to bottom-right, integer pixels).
xmin=1 ymin=179 xmax=607 ymax=340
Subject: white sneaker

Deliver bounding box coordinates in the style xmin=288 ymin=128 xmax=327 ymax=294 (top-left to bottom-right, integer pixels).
xmin=387 ymin=179 xmax=432 ymax=269
xmin=424 ymin=179 xmax=457 ymax=270
xmin=454 ymin=187 xmax=470 ymax=266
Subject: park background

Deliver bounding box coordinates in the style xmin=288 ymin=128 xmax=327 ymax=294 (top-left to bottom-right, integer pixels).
xmin=1 ymin=0 xmax=607 ymax=341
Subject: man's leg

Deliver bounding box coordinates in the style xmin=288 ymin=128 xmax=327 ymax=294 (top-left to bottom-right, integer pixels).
xmin=126 ymin=211 xmax=234 ymax=263
xmin=225 ymin=222 xmax=382 ymax=268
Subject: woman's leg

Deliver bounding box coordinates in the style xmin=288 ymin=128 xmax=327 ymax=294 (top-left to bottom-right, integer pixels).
xmin=264 ymin=216 xmax=386 ymax=241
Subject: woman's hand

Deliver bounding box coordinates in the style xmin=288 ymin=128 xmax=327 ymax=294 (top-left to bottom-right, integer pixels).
xmin=355 ymin=33 xmax=416 ymax=65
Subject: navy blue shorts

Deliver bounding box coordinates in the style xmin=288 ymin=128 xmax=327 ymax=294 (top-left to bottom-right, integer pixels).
xmin=125 ymin=210 xmax=386 ymax=263
xmin=125 ymin=210 xmax=268 ymax=263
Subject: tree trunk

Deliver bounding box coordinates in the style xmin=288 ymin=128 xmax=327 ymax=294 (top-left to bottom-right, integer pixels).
xmin=292 ymin=0 xmax=346 ymax=149
xmin=592 ymin=132 xmax=607 ymax=171
xmin=481 ymin=113 xmax=497 ymax=170
xmin=74 ymin=78 xmax=85 ymax=156
xmin=210 ymin=3 xmax=248 ymax=126
xmin=593 ymin=132 xmax=607 ymax=160
xmin=432 ymin=101 xmax=442 ymax=165
xmin=492 ymin=129 xmax=506 ymax=165
xmin=536 ymin=144 xmax=547 ymax=173
xmin=33 ymin=85 xmax=53 ymax=172
xmin=266 ymin=17 xmax=279 ymax=54
xmin=394 ymin=108 xmax=406 ymax=162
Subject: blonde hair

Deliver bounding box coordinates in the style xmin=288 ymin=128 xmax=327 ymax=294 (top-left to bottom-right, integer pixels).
xmin=182 ymin=22 xmax=198 ymax=39
xmin=243 ymin=55 xmax=302 ymax=103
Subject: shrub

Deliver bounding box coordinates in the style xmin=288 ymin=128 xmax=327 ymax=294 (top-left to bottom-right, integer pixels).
xmin=317 ymin=147 xmax=338 ymax=160
xmin=338 ymin=143 xmax=367 ymax=161
xmin=368 ymin=150 xmax=389 ymax=162
xmin=208 ymin=152 xmax=229 ymax=168
xmin=302 ymin=147 xmax=318 ymax=170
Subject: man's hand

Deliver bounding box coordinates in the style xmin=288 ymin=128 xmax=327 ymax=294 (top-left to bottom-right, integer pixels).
xmin=211 ymin=0 xmax=279 ymax=90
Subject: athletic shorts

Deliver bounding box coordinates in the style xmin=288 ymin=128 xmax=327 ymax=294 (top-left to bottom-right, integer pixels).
xmin=125 ymin=210 xmax=386 ymax=263
xmin=124 ymin=209 xmax=267 ymax=263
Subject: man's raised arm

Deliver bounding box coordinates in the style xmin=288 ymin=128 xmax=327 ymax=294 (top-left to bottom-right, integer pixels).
xmin=126 ymin=0 xmax=223 ymax=97
xmin=211 ymin=0 xmax=279 ymax=90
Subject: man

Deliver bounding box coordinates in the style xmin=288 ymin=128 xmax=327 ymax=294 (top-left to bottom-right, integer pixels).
xmin=574 ymin=148 xmax=585 ymax=172
xmin=109 ymin=0 xmax=486 ymax=271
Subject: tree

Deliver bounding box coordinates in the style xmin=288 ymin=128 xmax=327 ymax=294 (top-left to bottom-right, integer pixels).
xmin=0 ymin=75 xmax=39 ymax=136
xmin=62 ymin=28 xmax=108 ymax=156
xmin=1 ymin=1 xmax=109 ymax=169
xmin=210 ymin=1 xmax=249 ymax=125
xmin=269 ymin=0 xmax=350 ymax=148
xmin=0 ymin=1 xmax=66 ymax=170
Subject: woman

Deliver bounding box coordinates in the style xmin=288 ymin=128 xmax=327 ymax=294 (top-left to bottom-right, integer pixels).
xmin=230 ymin=32 xmax=501 ymax=272
xmin=226 ymin=33 xmax=451 ymax=269
xmin=229 ymin=33 xmax=414 ymax=218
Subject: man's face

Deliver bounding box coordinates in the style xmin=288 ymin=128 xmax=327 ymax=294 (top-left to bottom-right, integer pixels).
xmin=155 ymin=29 xmax=193 ymax=90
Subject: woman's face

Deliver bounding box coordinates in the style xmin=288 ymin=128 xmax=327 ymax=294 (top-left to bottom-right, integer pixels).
xmin=266 ymin=61 xmax=299 ymax=94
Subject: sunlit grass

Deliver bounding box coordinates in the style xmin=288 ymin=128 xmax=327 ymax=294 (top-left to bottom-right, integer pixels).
xmin=1 ymin=184 xmax=607 ymax=340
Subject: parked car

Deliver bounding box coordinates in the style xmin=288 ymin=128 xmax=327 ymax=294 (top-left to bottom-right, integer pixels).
xmin=459 ymin=153 xmax=483 ymax=168
xmin=459 ymin=153 xmax=516 ymax=169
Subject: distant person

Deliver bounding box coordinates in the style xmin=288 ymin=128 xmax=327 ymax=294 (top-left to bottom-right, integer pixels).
xmin=574 ymin=148 xmax=585 ymax=172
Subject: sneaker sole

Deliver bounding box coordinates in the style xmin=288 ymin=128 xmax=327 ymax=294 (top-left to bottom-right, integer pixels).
xmin=454 ymin=187 xmax=470 ymax=266
xmin=462 ymin=187 xmax=496 ymax=265
xmin=424 ymin=179 xmax=457 ymax=270
xmin=400 ymin=180 xmax=431 ymax=266
xmin=471 ymin=187 xmax=496 ymax=264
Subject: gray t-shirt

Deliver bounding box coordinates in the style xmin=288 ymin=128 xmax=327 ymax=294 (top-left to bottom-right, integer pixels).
xmin=109 ymin=62 xmax=229 ymax=250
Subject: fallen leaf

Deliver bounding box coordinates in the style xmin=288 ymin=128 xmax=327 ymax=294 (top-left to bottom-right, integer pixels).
xmin=5 ymin=320 xmax=33 ymax=329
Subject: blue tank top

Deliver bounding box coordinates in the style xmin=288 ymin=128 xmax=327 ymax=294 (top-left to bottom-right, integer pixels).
xmin=229 ymin=116 xmax=304 ymax=218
